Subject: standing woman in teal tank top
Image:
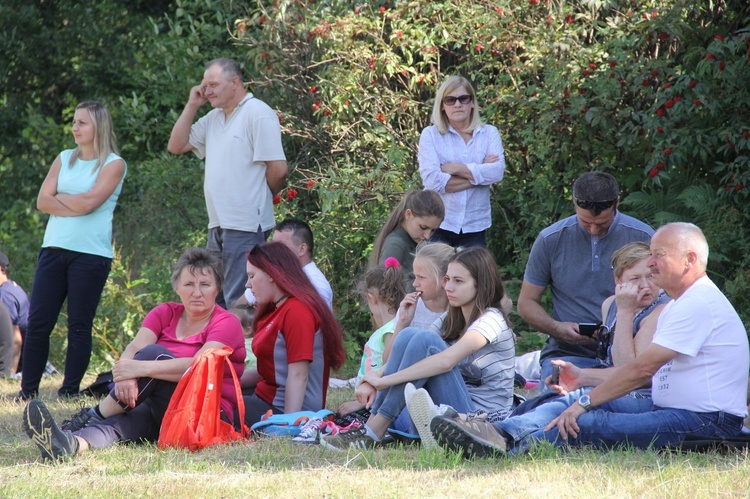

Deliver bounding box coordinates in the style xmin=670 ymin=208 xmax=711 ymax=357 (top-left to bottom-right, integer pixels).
xmin=18 ymin=101 xmax=127 ymax=400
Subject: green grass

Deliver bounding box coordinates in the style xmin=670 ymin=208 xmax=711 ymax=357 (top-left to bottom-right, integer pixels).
xmin=2 ymin=376 xmax=749 ymax=498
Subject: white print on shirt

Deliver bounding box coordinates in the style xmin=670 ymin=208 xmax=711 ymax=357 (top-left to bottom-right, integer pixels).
xmin=654 ymin=359 xmax=673 ymax=392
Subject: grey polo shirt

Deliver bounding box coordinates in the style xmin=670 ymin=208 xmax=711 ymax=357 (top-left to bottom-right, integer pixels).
xmin=524 ymin=211 xmax=653 ymax=362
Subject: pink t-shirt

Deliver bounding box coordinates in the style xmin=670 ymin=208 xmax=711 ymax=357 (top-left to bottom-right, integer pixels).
xmin=142 ymin=303 xmax=246 ymax=418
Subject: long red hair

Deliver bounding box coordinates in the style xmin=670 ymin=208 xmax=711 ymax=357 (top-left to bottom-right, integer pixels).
xmin=247 ymin=242 xmax=345 ymax=370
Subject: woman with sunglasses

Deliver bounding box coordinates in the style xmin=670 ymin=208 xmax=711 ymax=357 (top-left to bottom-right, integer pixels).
xmin=240 ymin=242 xmax=346 ymax=425
xmin=417 ymin=75 xmax=505 ymax=248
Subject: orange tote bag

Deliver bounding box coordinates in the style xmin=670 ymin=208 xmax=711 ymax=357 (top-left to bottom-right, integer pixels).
xmin=158 ymin=346 xmax=249 ymax=451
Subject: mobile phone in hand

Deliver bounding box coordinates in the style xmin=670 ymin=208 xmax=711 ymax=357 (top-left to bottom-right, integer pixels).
xmin=578 ymin=323 xmax=600 ymax=337
xmin=551 ymin=364 xmax=560 ymax=385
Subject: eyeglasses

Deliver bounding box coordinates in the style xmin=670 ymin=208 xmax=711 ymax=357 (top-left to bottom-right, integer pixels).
xmin=442 ymin=94 xmax=473 ymax=106
xmin=574 ymin=197 xmax=616 ymax=212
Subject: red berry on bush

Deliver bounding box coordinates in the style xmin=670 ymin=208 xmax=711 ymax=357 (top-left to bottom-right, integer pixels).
xmin=715 ymin=34 xmax=724 ymax=42
xmin=379 ymin=6 xmax=386 ymax=13
xmin=743 ymin=131 xmax=750 ymax=138
xmin=657 ymin=127 xmax=664 ymax=134
xmin=642 ymin=79 xmax=650 ymax=87
xmin=693 ymin=99 xmax=702 ymax=106
xmin=619 ymin=79 xmax=626 ymax=87
xmin=589 ymin=63 xmax=597 ymax=70
xmin=306 ymin=180 xmax=316 ymax=188
xmin=648 ymin=168 xmax=659 ymax=178
xmin=323 ymin=109 xmax=331 ymax=116
xmin=657 ymin=162 xmax=665 ymax=169
xmin=719 ymin=61 xmax=726 ymax=71
xmin=663 ymin=83 xmax=671 ymax=89
xmin=273 ymin=194 xmax=282 ymax=205
xmin=688 ymin=80 xmax=697 ymax=88
xmin=651 ymin=70 xmax=659 ymax=77
xmin=736 ymin=183 xmax=744 ymax=191
xmin=377 ymin=113 xmax=386 ymax=122
xmin=706 ymin=53 xmax=716 ymax=60
xmin=665 ymin=99 xmax=674 ymax=109
xmin=656 ymin=107 xmax=665 ymax=117
xmin=286 ymin=189 xmax=298 ymax=201
xmin=582 ymin=69 xmax=591 ymax=76
xmin=565 ymin=14 xmax=574 ymax=23
xmin=609 ymin=60 xmax=617 ymax=68
xmin=664 ymin=148 xmax=672 ymax=155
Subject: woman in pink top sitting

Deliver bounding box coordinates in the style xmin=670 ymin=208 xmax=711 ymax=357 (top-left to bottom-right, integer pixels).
xmin=22 ymin=248 xmax=246 ymax=461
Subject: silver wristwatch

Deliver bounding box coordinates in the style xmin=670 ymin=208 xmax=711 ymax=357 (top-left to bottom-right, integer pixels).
xmin=578 ymin=394 xmax=592 ymax=411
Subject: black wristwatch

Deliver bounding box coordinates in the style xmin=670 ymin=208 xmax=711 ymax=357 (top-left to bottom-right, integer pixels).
xmin=578 ymin=394 xmax=592 ymax=411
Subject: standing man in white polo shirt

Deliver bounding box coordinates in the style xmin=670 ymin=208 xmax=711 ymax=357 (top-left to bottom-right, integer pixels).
xmin=168 ymin=58 xmax=288 ymax=308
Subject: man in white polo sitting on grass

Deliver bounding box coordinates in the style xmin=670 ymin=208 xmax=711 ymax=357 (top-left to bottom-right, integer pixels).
xmin=430 ymin=222 xmax=749 ymax=456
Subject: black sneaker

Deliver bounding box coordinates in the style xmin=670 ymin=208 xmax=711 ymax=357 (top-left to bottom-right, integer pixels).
xmin=10 ymin=390 xmax=36 ymax=403
xmin=23 ymin=399 xmax=79 ymax=461
xmin=430 ymin=415 xmax=507 ymax=459
xmin=61 ymin=406 xmax=102 ymax=432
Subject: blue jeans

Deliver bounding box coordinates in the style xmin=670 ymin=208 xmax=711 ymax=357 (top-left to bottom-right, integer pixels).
xmin=370 ymin=328 xmax=475 ymax=431
xmin=207 ymin=227 xmax=269 ymax=309
xmin=499 ymin=390 xmax=743 ymax=451
xmin=498 ymin=387 xmax=653 ymax=452
xmin=539 ymin=355 xmax=602 ymax=392
xmin=21 ymin=248 xmax=112 ymax=397
xmin=430 ymin=228 xmax=486 ymax=248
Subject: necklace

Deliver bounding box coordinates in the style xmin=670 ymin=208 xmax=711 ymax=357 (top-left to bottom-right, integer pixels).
xmin=274 ymin=295 xmax=288 ymax=308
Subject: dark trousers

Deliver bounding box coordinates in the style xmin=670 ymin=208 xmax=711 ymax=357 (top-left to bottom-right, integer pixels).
xmin=21 ymin=247 xmax=111 ymax=397
xmin=430 ymin=228 xmax=487 ymax=248
xmin=243 ymin=391 xmax=282 ymax=427
xmin=75 ymin=344 xmax=177 ymax=449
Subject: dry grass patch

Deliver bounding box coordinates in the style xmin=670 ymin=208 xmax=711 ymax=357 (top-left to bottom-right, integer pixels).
xmin=2 ymin=377 xmax=749 ymax=498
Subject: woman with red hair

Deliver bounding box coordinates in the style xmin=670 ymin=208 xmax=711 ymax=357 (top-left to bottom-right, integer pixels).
xmin=240 ymin=242 xmax=345 ymax=425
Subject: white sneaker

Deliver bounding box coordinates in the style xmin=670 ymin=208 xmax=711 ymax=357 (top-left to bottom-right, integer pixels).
xmin=404 ymin=382 xmax=417 ymax=406
xmin=406 ymin=386 xmax=440 ymax=449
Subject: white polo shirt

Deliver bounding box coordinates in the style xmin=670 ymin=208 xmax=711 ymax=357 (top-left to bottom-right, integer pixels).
xmin=189 ymin=93 xmax=286 ymax=232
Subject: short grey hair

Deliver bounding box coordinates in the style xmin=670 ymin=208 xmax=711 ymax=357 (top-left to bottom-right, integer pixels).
xmin=170 ymin=248 xmax=224 ymax=291
xmin=658 ymin=222 xmax=709 ymax=269
xmin=205 ymin=58 xmax=243 ymax=82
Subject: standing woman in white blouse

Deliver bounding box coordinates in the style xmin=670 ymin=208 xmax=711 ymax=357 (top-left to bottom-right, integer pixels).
xmin=418 ymin=75 xmax=506 ymax=248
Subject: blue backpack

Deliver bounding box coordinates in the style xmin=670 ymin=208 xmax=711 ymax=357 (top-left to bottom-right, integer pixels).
xmin=250 ymin=409 xmax=335 ymax=437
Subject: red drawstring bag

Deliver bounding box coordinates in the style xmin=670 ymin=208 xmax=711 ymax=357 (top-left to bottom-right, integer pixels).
xmin=158 ymin=346 xmax=249 ymax=451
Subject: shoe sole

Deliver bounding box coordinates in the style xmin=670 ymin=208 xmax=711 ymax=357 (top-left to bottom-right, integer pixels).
xmin=23 ymin=400 xmax=61 ymax=461
xmin=407 ymin=389 xmax=439 ymax=450
xmin=430 ymin=417 xmax=505 ymax=459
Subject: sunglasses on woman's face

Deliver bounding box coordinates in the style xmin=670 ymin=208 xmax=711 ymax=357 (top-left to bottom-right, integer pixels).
xmin=442 ymin=94 xmax=473 ymax=106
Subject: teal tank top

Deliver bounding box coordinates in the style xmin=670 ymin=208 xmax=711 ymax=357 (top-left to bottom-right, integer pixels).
xmin=42 ymin=149 xmax=127 ymax=258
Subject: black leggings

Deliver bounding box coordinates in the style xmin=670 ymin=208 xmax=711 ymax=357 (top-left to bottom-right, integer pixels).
xmin=75 ymin=344 xmax=176 ymax=449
